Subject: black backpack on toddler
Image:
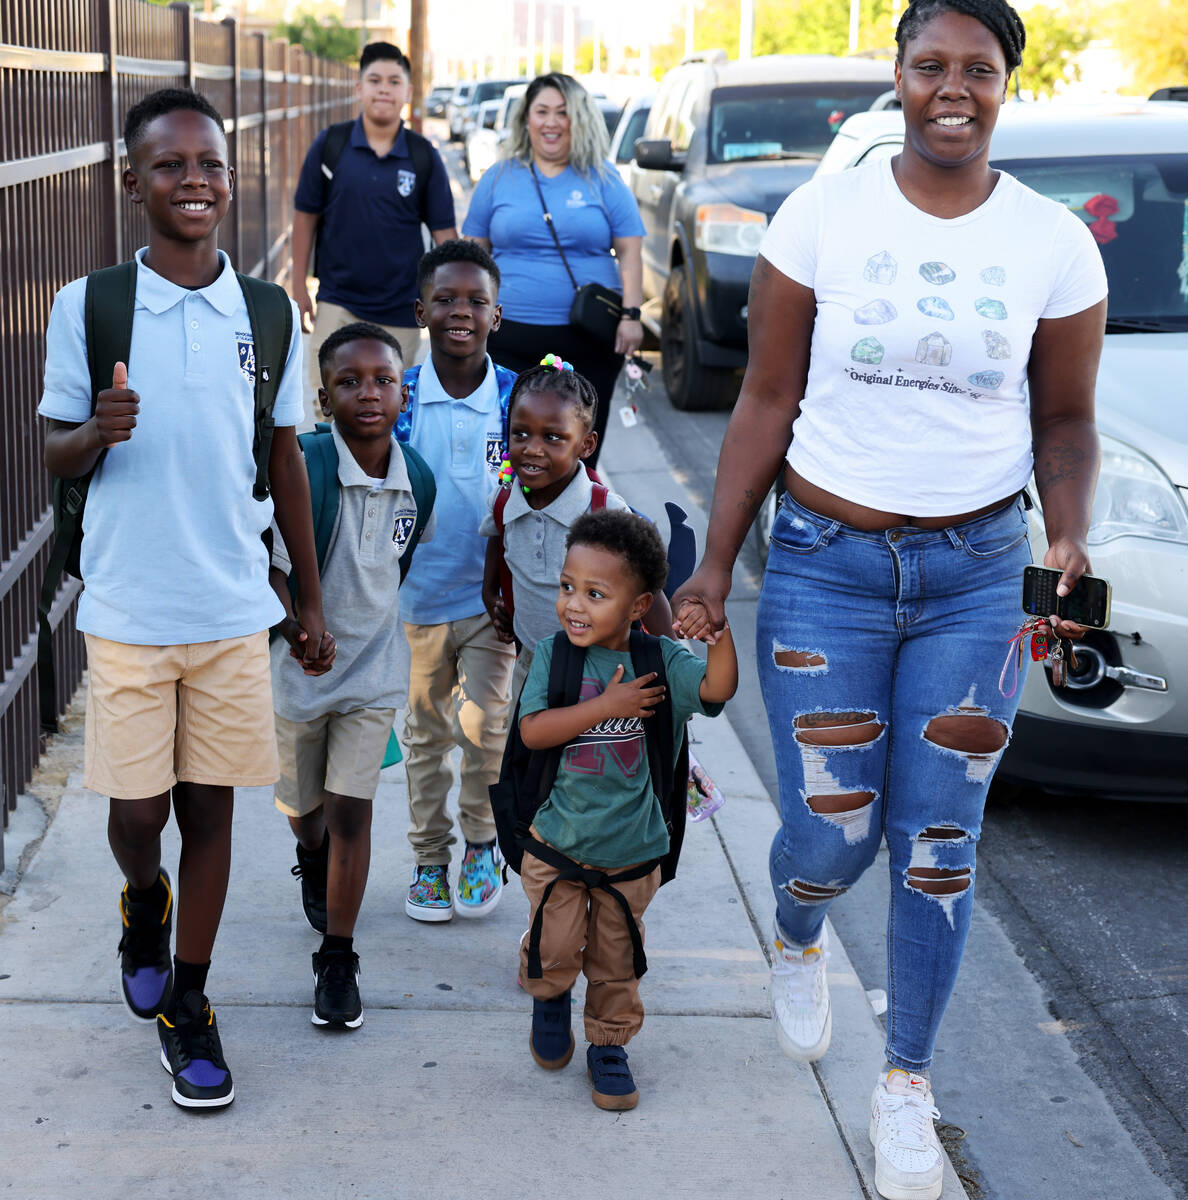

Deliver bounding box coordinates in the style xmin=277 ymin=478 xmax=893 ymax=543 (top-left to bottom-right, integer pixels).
xmin=490 ymin=629 xmax=690 ymax=981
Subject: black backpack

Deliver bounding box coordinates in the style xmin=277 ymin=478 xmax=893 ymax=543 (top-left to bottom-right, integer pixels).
xmin=490 ymin=630 xmax=690 ymax=981
xmin=315 ymin=120 xmax=435 ymax=275
xmin=36 ymin=260 xmax=293 ymax=732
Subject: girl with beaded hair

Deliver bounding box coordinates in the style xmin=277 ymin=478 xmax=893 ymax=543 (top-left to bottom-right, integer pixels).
xmin=463 ymin=74 xmax=646 ymax=469
xmin=673 ymin=2 xmax=1107 ymax=1196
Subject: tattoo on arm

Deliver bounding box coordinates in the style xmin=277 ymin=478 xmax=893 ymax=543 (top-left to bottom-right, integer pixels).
xmin=1035 ymin=440 xmax=1086 ymax=493
xmin=736 ymin=487 xmax=757 ymax=515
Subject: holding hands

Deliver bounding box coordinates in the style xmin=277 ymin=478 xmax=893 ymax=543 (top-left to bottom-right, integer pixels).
xmin=277 ymin=615 xmax=336 ymax=676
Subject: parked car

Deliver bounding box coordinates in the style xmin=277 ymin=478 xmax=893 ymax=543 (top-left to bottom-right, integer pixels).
xmin=466 ymin=84 xmax=526 ymax=185
xmin=609 ymin=93 xmax=653 ymax=185
xmin=456 ymin=78 xmax=522 ymax=142
xmin=463 ymin=99 xmax=504 ymax=180
xmin=445 ymin=81 xmax=474 ymax=141
xmin=425 ymin=85 xmax=454 ymax=119
xmin=756 ymin=101 xmax=1188 ymax=800
xmin=630 ymin=52 xmax=892 ymax=410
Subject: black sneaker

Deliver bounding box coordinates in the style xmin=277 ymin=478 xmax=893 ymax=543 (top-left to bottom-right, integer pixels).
xmin=157 ymin=991 xmax=234 ymax=1109
xmin=117 ymin=869 xmax=174 ymax=1021
xmin=291 ymin=836 xmax=328 ymax=934
xmin=312 ymin=949 xmax=363 ymax=1029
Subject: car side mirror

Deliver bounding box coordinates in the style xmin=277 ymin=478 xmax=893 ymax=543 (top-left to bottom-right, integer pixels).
xmin=634 ymin=139 xmax=681 ymax=170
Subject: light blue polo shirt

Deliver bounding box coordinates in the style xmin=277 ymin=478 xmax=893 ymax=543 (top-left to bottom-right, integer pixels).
xmin=399 ymin=354 xmax=504 ymax=625
xmin=38 ymin=248 xmax=304 ymax=645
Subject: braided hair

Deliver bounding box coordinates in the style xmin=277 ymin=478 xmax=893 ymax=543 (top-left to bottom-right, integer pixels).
xmin=507 ymin=361 xmax=599 ymax=431
xmin=895 ymin=0 xmax=1026 ymax=71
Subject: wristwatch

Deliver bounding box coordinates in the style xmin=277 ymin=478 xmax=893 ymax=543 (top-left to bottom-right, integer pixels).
xmin=620 ymin=306 xmax=641 ymax=321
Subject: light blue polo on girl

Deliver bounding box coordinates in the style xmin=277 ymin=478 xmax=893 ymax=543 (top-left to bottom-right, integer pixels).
xmin=38 ymin=248 xmax=304 ymax=645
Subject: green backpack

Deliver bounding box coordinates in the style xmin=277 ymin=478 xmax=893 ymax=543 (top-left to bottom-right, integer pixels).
xmin=37 ymin=260 xmax=294 ymax=732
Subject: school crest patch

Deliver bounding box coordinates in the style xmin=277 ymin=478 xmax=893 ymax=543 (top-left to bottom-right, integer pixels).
xmin=485 ymin=435 xmax=503 ymax=472
xmin=236 ymin=332 xmax=256 ymax=383
xmin=397 ymin=169 xmax=417 ymax=198
xmin=392 ymin=508 xmax=417 ymax=553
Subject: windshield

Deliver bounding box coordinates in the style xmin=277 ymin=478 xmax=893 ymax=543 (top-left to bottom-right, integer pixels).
xmin=473 ymin=81 xmax=516 ymax=105
xmin=994 ymin=153 xmax=1188 ymax=328
xmin=708 ymin=83 xmax=888 ymax=164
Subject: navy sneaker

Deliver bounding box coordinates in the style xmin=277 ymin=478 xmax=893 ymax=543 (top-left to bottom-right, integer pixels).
xmin=530 ymin=991 xmax=574 ymax=1069
xmin=117 ymin=869 xmax=174 ymax=1021
xmin=587 ymin=1044 xmax=639 ymax=1111
xmin=291 ymin=837 xmax=328 ymax=934
xmin=312 ymin=949 xmax=363 ymax=1029
xmin=157 ymin=991 xmax=234 ymax=1109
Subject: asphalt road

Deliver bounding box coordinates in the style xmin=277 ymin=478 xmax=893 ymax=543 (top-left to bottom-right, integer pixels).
xmin=435 ymin=124 xmax=1186 ymax=1197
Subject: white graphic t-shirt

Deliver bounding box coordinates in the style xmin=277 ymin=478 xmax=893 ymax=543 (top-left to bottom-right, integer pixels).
xmin=759 ymin=156 xmax=1108 ymax=515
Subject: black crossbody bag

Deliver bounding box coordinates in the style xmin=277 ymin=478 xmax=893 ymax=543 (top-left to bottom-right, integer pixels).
xmin=529 ymin=163 xmax=623 ymax=345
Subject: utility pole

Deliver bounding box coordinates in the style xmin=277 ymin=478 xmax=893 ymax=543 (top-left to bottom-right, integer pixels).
xmin=739 ymin=0 xmax=754 ymax=60
xmin=408 ymin=0 xmax=426 ymax=132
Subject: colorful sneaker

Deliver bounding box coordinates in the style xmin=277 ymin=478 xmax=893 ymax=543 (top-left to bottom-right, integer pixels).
xmin=455 ymin=839 xmax=503 ymax=918
xmin=117 ymin=869 xmax=174 ymax=1022
xmin=157 ymin=991 xmax=234 ymax=1109
xmin=406 ymin=864 xmax=453 ymax=922
xmin=770 ymin=922 xmax=831 ymax=1061
xmin=586 ymin=1044 xmax=639 ymax=1111
xmin=530 ymin=991 xmax=574 ymax=1069
xmin=869 ymin=1070 xmax=943 ymax=1200
xmin=291 ymin=836 xmax=328 ymax=934
xmin=312 ymin=949 xmax=363 ymax=1029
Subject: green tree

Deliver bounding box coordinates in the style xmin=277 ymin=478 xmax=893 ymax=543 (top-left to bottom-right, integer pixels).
xmin=274 ymin=12 xmax=360 ymax=65
xmin=1017 ymin=5 xmax=1089 ymax=98
xmin=1095 ymin=0 xmax=1188 ymax=95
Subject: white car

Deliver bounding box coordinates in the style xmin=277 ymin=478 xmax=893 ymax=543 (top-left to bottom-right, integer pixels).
xmin=463 ymin=99 xmax=503 ymax=181
xmin=760 ymin=101 xmax=1188 ymax=799
xmin=465 ymin=84 xmax=526 ymax=185
xmin=608 ymin=93 xmax=654 ymax=186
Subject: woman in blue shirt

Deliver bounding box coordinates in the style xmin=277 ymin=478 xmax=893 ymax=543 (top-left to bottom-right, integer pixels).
xmin=464 ymin=73 xmax=645 ymax=468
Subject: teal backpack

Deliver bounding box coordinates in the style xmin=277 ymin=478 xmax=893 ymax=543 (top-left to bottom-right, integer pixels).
xmin=37 ymin=260 xmax=293 ymax=733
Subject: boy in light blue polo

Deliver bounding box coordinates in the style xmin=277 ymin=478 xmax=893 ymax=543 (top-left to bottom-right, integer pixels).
xmin=398 ymin=239 xmax=516 ymax=922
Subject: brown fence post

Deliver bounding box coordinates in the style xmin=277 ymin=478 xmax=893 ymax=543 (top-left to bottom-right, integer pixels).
xmin=172 ymin=1 xmax=196 ymax=90
xmin=100 ymin=0 xmax=123 ymax=263
xmin=222 ymin=15 xmax=243 ymax=269
xmin=254 ymin=31 xmax=268 ymax=278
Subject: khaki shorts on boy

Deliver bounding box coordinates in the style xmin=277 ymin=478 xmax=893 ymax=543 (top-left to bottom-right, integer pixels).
xmin=83 ymin=632 xmax=278 ymax=800
xmin=274 ymin=707 xmax=398 ymax=816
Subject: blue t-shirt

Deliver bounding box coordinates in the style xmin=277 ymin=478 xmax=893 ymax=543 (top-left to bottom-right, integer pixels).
xmin=462 ymin=160 xmax=645 ymax=324
xmin=295 ymin=118 xmax=455 ymax=327
xmin=38 ymin=250 xmax=305 ymax=645
xmin=398 ymin=355 xmax=505 ymax=625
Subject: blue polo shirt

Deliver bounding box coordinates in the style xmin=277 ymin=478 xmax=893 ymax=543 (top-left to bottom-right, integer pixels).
xmin=38 ymin=249 xmax=305 ymax=645
xmin=398 ymin=355 xmax=504 ymax=625
xmin=295 ymin=117 xmax=455 ymax=327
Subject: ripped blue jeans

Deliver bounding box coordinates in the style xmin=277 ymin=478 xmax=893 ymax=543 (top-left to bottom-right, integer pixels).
xmin=757 ymin=491 xmax=1031 ymax=1071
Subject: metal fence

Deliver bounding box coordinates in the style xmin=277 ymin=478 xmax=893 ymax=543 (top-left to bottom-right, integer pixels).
xmin=0 ymin=0 xmax=357 ymax=868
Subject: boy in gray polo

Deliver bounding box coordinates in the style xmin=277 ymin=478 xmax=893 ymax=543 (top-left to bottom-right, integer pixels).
xmin=270 ymin=322 xmax=434 ymax=1029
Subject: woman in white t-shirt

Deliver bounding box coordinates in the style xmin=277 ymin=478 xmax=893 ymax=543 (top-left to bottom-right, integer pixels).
xmin=673 ymin=2 xmax=1106 ymax=1196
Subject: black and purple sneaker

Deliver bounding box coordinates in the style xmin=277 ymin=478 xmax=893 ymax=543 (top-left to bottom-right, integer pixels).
xmin=117 ymin=868 xmax=174 ymax=1021
xmin=157 ymin=991 xmax=235 ymax=1109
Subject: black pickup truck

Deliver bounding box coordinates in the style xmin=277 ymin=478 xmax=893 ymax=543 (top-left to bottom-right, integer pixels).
xmin=630 ymin=53 xmax=893 ymax=409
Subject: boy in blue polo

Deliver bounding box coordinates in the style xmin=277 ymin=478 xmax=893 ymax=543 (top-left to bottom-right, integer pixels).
xmin=38 ymin=89 xmax=327 ymax=1109
xmin=291 ymin=41 xmax=457 ymax=392
xmin=399 ymin=239 xmax=517 ymax=922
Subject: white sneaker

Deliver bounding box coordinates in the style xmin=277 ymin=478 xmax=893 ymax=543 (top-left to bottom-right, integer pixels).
xmin=770 ymin=923 xmax=831 ymax=1061
xmin=869 ymin=1069 xmax=943 ymax=1200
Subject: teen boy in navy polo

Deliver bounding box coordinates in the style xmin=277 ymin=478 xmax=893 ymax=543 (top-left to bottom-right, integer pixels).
xmin=39 ymin=89 xmax=328 ymax=1110
xmin=399 ymin=240 xmax=516 ymax=923
xmin=291 ymin=41 xmax=457 ymax=391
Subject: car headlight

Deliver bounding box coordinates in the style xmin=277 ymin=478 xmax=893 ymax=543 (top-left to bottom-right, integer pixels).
xmin=1087 ymin=434 xmax=1188 ymax=545
xmin=694 ymin=203 xmax=767 ymax=256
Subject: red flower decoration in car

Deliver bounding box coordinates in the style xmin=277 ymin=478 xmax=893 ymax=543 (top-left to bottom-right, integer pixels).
xmin=1084 ymin=193 xmax=1119 ymax=245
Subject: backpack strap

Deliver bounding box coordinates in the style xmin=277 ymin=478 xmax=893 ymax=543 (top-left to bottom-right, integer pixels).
xmin=397 ymin=440 xmax=436 ymax=571
xmin=319 ymin=119 xmax=355 ymax=184
xmin=404 ymin=128 xmax=434 ymax=227
xmin=590 ymin=481 xmax=608 ymax=511
xmin=38 ymin=261 xmax=137 ymax=732
xmin=492 ymin=484 xmax=515 ymax=619
xmin=237 ymin=273 xmax=292 ymax=501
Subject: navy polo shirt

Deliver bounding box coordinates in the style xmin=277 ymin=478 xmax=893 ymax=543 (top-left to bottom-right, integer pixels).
xmin=295 ymin=117 xmax=455 ymax=327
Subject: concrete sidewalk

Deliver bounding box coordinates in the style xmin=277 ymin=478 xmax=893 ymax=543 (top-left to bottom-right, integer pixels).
xmin=0 ymin=686 xmax=969 ymax=1199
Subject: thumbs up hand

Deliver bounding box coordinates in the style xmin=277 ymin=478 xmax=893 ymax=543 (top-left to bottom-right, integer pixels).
xmin=94 ymin=361 xmax=140 ymax=447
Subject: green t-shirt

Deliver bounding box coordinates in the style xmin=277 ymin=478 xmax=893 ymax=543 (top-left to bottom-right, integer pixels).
xmin=519 ymin=635 xmax=724 ymax=869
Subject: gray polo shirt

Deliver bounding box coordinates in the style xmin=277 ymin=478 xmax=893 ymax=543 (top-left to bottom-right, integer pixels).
xmin=271 ymin=424 xmax=433 ymax=722
xmin=480 ymin=469 xmax=629 ymax=654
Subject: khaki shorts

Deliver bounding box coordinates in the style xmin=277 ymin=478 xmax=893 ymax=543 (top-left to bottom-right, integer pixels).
xmin=274 ymin=707 xmax=398 ymax=817
xmin=308 ymin=299 xmax=423 ymax=395
xmin=84 ymin=632 xmax=278 ymax=800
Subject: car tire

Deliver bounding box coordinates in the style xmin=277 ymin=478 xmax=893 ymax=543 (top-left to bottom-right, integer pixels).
xmin=660 ymin=263 xmax=740 ymax=412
